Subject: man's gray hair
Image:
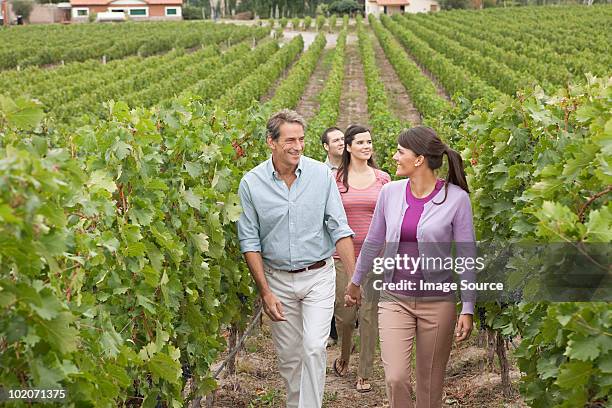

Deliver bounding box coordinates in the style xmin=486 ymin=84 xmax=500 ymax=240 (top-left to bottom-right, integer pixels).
xmin=266 ymin=109 xmax=306 ymax=141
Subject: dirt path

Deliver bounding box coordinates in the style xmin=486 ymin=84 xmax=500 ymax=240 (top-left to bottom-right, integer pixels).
xmin=282 ymin=31 xmax=339 ymax=51
xmin=293 ymin=49 xmax=334 ymax=121
xmin=262 ymin=30 xmax=339 ymax=105
xmin=210 ymin=317 xmax=527 ymax=407
xmin=337 ymin=34 xmax=369 ymax=131
xmin=260 ymin=54 xmax=301 ymax=103
xmin=370 ymin=32 xmax=422 ymax=126
xmin=212 ymin=317 xmax=387 ymax=407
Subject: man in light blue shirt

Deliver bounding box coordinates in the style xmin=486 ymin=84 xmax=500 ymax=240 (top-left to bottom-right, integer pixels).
xmin=238 ymin=109 xmax=356 ymax=408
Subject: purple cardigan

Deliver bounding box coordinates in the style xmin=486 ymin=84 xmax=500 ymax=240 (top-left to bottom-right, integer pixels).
xmin=353 ymin=179 xmax=476 ymax=315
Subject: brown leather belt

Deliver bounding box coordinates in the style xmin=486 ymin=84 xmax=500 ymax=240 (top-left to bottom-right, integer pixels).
xmin=286 ymin=259 xmax=327 ymax=273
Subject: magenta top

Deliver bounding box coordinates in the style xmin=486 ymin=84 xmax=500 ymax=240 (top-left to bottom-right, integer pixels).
xmin=353 ymin=179 xmax=476 ymax=315
xmin=401 ymin=179 xmax=445 ymax=242
xmin=391 ymin=179 xmax=452 ymax=297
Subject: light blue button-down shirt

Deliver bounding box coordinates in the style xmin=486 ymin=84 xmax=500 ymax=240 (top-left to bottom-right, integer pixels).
xmin=238 ymin=156 xmax=354 ymax=271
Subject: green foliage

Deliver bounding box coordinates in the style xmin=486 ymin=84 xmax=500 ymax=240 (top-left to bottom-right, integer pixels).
xmin=0 ymin=22 xmax=264 ymax=70
xmin=369 ymin=15 xmax=448 ymax=120
xmin=356 ymin=16 xmax=405 ymax=174
xmin=440 ymin=75 xmax=612 ymax=407
xmin=328 ymin=14 xmax=337 ymax=32
xmin=412 ymin=13 xmax=571 ymax=90
xmin=268 ymin=33 xmax=326 ymax=111
xmin=279 ymin=17 xmax=288 ymax=28
xmin=397 ymin=14 xmax=526 ymax=95
xmin=382 ymin=14 xmax=501 ymax=102
xmin=303 ymin=16 xmax=312 ymax=29
xmin=182 ymin=5 xmax=203 ymax=19
xmin=316 ymin=3 xmax=328 ymax=16
xmin=292 ymin=17 xmax=300 ymax=29
xmin=218 ymin=36 xmax=304 ymax=111
xmin=304 ymin=30 xmax=347 ymax=161
xmin=328 ymin=0 xmax=360 ymax=15
xmin=410 ymin=7 xmax=610 ymax=77
xmin=513 ymin=302 xmax=611 ymax=407
xmin=451 ymin=75 xmax=610 ymax=243
xmin=316 ymin=15 xmax=325 ymax=30
xmin=10 ymin=0 xmax=34 ymax=20
xmin=2 ymin=28 xmax=270 ymax=126
xmin=186 ymin=41 xmax=278 ymax=105
xmin=0 ymin=94 xmax=275 ymax=405
xmin=440 ymin=0 xmax=471 ymax=9
xmin=0 ymin=95 xmax=44 ymax=130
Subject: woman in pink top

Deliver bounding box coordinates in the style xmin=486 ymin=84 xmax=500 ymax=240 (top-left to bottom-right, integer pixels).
xmin=332 ymin=124 xmax=391 ymax=393
xmin=345 ymin=126 xmax=475 ymax=407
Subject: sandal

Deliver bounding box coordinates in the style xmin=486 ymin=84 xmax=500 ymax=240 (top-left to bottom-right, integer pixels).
xmin=356 ymin=377 xmax=372 ymax=393
xmin=333 ymin=358 xmax=348 ymax=377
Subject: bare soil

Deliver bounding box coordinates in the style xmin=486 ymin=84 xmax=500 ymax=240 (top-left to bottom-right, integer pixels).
xmin=370 ymin=33 xmax=421 ymax=126
xmin=292 ymin=49 xmax=334 ymax=121
xmin=282 ymin=31 xmax=339 ymax=51
xmin=208 ymin=317 xmax=527 ymax=408
xmin=337 ymin=35 xmax=369 ymax=131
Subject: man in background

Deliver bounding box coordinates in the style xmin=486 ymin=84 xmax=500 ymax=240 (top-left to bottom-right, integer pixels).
xmin=321 ymin=126 xmax=344 ymax=171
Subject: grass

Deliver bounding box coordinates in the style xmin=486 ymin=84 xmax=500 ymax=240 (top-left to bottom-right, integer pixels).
xmin=247 ymin=388 xmax=280 ymax=407
xmin=322 ymin=390 xmax=339 ymax=407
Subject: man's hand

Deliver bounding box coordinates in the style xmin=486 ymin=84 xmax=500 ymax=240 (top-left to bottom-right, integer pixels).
xmin=262 ymin=292 xmax=286 ymax=322
xmin=344 ymin=282 xmax=361 ymax=307
xmin=454 ymin=314 xmax=473 ymax=342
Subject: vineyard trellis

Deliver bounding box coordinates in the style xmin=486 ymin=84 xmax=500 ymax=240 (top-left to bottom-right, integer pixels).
xmin=0 ymin=5 xmax=610 ymax=407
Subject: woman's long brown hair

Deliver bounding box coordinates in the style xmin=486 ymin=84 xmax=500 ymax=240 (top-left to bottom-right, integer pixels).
xmin=337 ymin=124 xmax=378 ymax=193
xmin=397 ymin=126 xmax=469 ymax=204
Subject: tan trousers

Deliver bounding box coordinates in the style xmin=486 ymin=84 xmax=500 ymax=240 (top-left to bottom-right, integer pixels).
xmin=333 ymin=259 xmax=380 ymax=378
xmin=378 ymin=297 xmax=457 ymax=408
xmin=264 ymin=258 xmax=335 ymax=408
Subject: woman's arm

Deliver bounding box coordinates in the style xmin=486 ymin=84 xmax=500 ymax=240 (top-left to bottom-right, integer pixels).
xmin=351 ymin=185 xmax=388 ymax=286
xmin=453 ymin=192 xmax=477 ymax=315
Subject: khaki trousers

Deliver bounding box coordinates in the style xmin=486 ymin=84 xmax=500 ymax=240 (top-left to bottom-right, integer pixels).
xmin=264 ymin=258 xmax=335 ymax=408
xmin=378 ymin=297 xmax=456 ymax=408
xmin=333 ymin=259 xmax=380 ymax=378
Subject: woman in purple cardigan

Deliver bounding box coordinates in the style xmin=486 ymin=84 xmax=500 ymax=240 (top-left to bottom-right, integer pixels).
xmin=345 ymin=126 xmax=476 ymax=408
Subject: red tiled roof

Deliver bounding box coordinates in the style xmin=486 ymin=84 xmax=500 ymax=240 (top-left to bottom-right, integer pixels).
xmin=376 ymin=0 xmax=410 ymax=5
xmin=70 ymin=0 xmax=182 ymax=5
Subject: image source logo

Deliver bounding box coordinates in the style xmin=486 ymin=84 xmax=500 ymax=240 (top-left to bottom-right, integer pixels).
xmin=364 ymin=242 xmax=611 ymax=302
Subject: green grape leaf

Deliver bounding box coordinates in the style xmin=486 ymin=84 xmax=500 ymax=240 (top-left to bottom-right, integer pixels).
xmin=37 ymin=312 xmax=79 ymax=354
xmin=0 ymin=95 xmax=44 ymax=129
xmin=565 ymin=335 xmax=600 ymax=361
xmin=88 ymin=170 xmax=117 ymax=193
xmin=182 ymin=189 xmax=202 ymax=210
xmin=555 ymin=361 xmax=593 ymax=389
xmin=148 ymin=352 xmax=181 ymax=385
xmin=192 ymin=232 xmax=209 ymax=253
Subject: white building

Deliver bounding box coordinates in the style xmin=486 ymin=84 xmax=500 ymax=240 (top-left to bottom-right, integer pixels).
xmin=365 ymin=0 xmax=439 ymax=15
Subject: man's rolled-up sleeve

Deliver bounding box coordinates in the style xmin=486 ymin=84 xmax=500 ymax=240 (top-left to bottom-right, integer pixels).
xmin=237 ymin=178 xmax=261 ymax=253
xmin=323 ymin=171 xmax=354 ymax=244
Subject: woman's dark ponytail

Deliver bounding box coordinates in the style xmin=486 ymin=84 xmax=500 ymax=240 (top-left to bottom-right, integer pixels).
xmin=397 ymin=126 xmax=469 ymax=204
xmin=444 ymin=147 xmax=469 ymax=194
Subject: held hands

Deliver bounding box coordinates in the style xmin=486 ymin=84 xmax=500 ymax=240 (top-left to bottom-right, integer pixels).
xmin=344 ymin=282 xmax=361 ymax=307
xmin=262 ymin=292 xmax=286 ymax=322
xmin=454 ymin=314 xmax=473 ymax=342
